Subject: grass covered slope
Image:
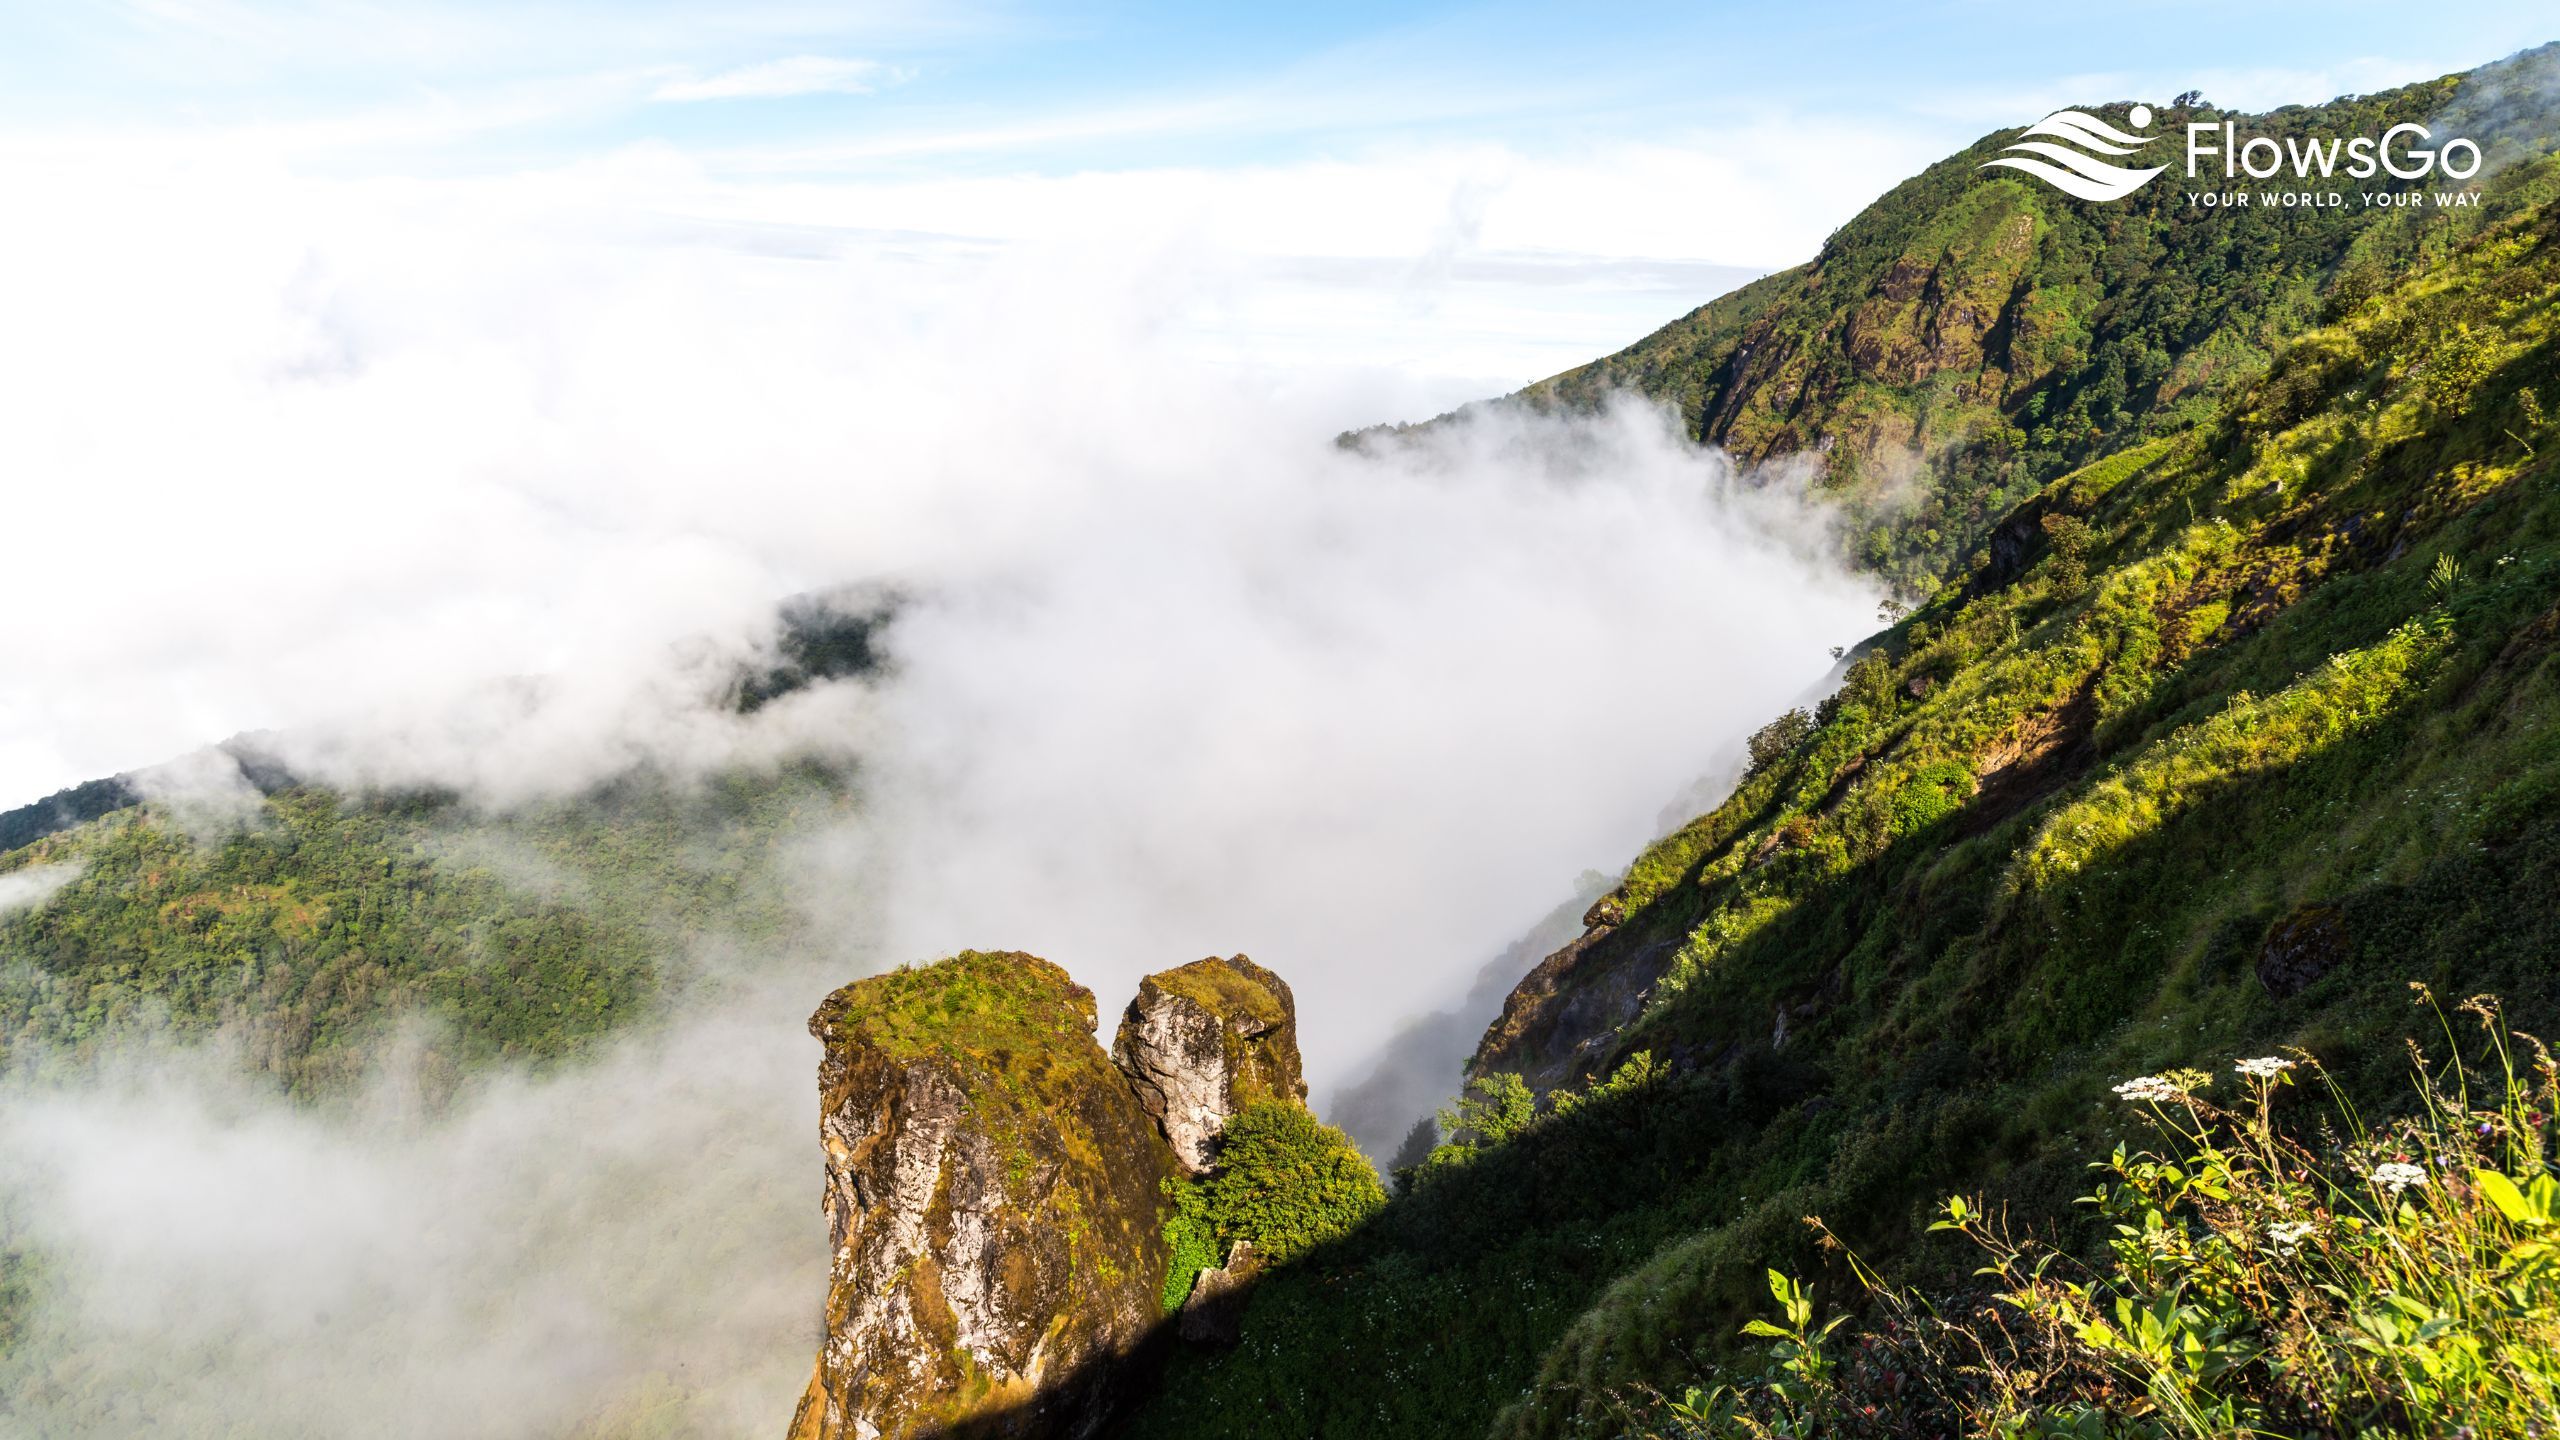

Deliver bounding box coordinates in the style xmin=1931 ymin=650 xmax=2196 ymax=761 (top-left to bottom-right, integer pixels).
xmin=1123 ymin=129 xmax=2560 ymax=1440
xmin=1514 ymin=45 xmax=2560 ymax=592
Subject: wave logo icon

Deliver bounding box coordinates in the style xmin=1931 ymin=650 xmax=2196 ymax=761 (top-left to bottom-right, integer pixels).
xmin=1982 ymin=104 xmax=2166 ymax=202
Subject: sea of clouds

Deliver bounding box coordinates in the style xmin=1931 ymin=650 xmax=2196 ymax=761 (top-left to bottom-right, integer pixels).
xmin=0 ymin=137 xmax=1877 ymax=1436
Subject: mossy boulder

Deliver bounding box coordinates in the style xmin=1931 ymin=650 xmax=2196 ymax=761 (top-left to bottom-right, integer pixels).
xmin=1111 ymin=955 xmax=1307 ymax=1173
xmin=787 ymin=952 xmax=1179 ymax=1440
xmin=2259 ymin=904 xmax=2352 ymax=999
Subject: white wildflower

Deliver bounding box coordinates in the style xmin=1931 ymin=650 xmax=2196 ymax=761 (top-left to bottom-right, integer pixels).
xmin=2370 ymin=1162 xmax=2428 ymax=1195
xmin=2234 ymin=1056 xmax=2297 ymax=1080
xmin=2114 ymin=1076 xmax=2180 ymax=1103
xmin=2265 ymin=1220 xmax=2316 ymax=1255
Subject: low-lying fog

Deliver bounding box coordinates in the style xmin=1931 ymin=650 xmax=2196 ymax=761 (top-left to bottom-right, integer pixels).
xmin=0 ymin=144 xmax=1876 ymax=1435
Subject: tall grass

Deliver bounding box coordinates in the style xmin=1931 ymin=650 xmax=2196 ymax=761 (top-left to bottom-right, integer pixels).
xmin=1647 ymin=990 xmax=2560 ymax=1439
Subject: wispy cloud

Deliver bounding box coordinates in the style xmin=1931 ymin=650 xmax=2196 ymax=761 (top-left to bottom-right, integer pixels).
xmin=0 ymin=861 xmax=81 ymax=916
xmin=652 ymin=55 xmax=892 ymax=103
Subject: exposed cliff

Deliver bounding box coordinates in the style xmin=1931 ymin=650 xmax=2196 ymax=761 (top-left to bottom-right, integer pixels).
xmin=1465 ymin=912 xmax=1678 ymax=1097
xmin=1111 ymin=954 xmax=1307 ymax=1173
xmin=788 ymin=952 xmax=1179 ymax=1440
xmin=788 ymin=950 xmax=1335 ymax=1439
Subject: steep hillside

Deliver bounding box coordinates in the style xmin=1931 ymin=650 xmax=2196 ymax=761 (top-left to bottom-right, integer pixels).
xmin=1493 ymin=46 xmax=2560 ymax=592
xmin=1122 ymin=73 xmax=2560 ymax=1440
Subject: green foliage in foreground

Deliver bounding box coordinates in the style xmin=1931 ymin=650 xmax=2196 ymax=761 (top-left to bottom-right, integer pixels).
xmin=1159 ymin=1100 xmax=1386 ymax=1308
xmin=1124 ymin=130 xmax=2560 ymax=1440
xmin=1659 ymin=997 xmax=2560 ymax=1438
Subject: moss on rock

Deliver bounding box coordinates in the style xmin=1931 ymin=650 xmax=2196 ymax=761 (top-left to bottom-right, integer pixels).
xmin=788 ymin=951 xmax=1179 ymax=1440
xmin=1112 ymin=955 xmax=1307 ymax=1173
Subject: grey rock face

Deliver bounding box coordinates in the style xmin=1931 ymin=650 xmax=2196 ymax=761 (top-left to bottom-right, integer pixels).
xmin=1111 ymin=955 xmax=1307 ymax=1174
xmin=1177 ymin=1241 xmax=1263 ymax=1346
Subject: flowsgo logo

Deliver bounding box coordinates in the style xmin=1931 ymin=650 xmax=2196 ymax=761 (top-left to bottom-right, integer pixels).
xmin=1982 ymin=106 xmax=2170 ymax=201
xmin=1984 ymin=104 xmax=2485 ymax=211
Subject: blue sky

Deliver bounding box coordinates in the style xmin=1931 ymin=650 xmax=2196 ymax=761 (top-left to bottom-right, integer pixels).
xmin=6 ymin=1 xmax=2555 ymax=177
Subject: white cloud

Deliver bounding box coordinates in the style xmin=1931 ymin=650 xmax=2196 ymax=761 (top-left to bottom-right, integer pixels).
xmin=0 ymin=113 xmax=1889 ymax=1435
xmin=857 ymin=396 xmax=1872 ymax=1085
xmin=0 ymin=996 xmax=826 ymax=1437
xmin=128 ymin=747 xmax=268 ymax=842
xmin=0 ymin=126 xmax=1893 ymax=814
xmin=652 ymin=54 xmax=891 ymax=102
xmin=0 ymin=862 xmax=82 ymax=915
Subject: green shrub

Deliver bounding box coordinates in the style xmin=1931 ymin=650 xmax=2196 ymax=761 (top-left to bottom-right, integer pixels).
xmin=1158 ymin=1180 xmax=1220 ymax=1313
xmin=1747 ymin=710 xmax=1817 ymax=777
xmin=2421 ymin=323 xmax=2491 ymax=415
xmin=1886 ymin=760 xmax=1976 ymax=837
xmin=1158 ymin=1101 xmax=1389 ymax=1306
xmin=1201 ymin=1101 xmax=1386 ymax=1265
xmin=2043 ymin=512 xmax=2096 ymax=595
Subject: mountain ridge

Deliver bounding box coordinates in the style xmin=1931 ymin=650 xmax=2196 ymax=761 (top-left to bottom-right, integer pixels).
xmin=1117 ymin=39 xmax=2560 ymax=1439
xmin=1361 ymin=43 xmax=2560 ymax=598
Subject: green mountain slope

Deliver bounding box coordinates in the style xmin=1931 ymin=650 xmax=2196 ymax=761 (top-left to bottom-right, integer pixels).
xmin=1122 ymin=53 xmax=2560 ymax=1440
xmin=0 ymin=593 xmax=887 ymax=1095
xmin=1505 ymin=46 xmax=2560 ymax=593
xmin=0 ymin=767 xmax=851 ymax=1096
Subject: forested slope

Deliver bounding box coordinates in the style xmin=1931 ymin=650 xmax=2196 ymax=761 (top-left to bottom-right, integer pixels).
xmin=0 ymin=593 xmax=887 ymax=1095
xmin=1495 ymin=45 xmax=2560 ymax=591
xmin=0 ymin=769 xmax=851 ymax=1096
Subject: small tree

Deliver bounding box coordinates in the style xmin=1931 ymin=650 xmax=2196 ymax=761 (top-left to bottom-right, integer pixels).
xmin=1432 ymin=1072 xmax=1535 ymax=1162
xmin=2041 ymin=513 xmax=2095 ymax=595
xmin=1746 ymin=708 xmax=1816 ymax=776
xmin=1387 ymin=1116 xmax=1438 ymax=1194
xmin=2325 ymin=256 xmax=2387 ymax=319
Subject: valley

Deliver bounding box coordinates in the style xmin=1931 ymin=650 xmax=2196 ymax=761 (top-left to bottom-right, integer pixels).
xmin=6 ymin=33 xmax=2560 ymax=1440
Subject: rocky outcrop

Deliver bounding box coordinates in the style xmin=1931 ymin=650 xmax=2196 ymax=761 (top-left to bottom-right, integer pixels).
xmin=1468 ymin=921 xmax=1679 ymax=1097
xmin=787 ymin=952 xmax=1180 ymax=1440
xmin=1111 ymin=955 xmax=1307 ymax=1173
xmin=2259 ymin=904 xmax=2351 ymax=998
xmin=1176 ymin=1241 xmax=1262 ymax=1346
